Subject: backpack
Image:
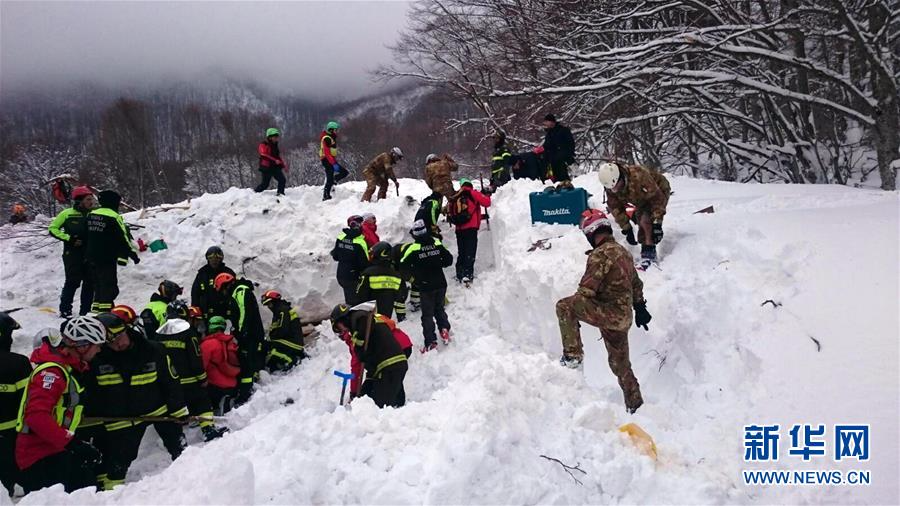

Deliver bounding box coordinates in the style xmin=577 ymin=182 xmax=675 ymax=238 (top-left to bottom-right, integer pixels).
xmin=447 ymin=193 xmax=472 ymax=225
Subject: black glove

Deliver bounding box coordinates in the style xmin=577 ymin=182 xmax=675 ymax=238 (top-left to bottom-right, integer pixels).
xmin=235 ymin=382 xmax=253 ymax=405
xmin=66 ymin=438 xmax=102 ymax=467
xmin=623 ymin=227 xmax=638 ymax=246
xmin=396 ymin=312 xmax=406 ymax=323
xmin=130 ymin=252 xmax=141 ymax=264
xmin=634 ymin=301 xmax=652 ymax=331
xmin=652 ymin=222 xmax=664 ymax=244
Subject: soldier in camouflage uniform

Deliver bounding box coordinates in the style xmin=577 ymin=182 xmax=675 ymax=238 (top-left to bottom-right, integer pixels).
xmin=556 ymin=209 xmax=653 ymax=413
xmin=423 ymin=153 xmax=459 ymax=198
xmin=361 ymin=148 xmax=403 ymax=202
xmin=597 ymin=162 xmax=671 ymax=268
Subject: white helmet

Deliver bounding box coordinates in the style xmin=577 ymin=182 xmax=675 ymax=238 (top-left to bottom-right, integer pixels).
xmin=391 ymin=147 xmax=404 ymax=158
xmin=62 ymin=315 xmax=107 ymax=345
xmin=597 ymin=162 xmax=621 ymax=189
xmin=425 ymin=153 xmax=439 ymax=164
xmin=33 ymin=327 xmax=62 ymax=349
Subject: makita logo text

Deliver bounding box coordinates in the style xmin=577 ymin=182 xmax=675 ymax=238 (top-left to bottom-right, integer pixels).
xmin=542 ymin=208 xmax=571 ymax=216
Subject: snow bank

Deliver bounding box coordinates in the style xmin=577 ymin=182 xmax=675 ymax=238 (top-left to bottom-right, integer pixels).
xmin=1 ymin=176 xmax=897 ymax=505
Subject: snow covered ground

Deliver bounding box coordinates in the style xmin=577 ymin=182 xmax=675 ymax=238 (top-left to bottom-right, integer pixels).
xmin=1 ymin=175 xmax=897 ymax=505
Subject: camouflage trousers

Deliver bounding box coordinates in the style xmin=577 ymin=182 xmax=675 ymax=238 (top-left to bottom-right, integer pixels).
xmin=426 ymin=172 xmax=455 ymax=198
xmin=556 ymin=294 xmax=643 ymax=409
xmin=361 ymin=171 xmax=389 ymax=202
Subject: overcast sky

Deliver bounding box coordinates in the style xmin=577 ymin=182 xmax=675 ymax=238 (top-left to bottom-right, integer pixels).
xmin=0 ymin=1 xmax=412 ymax=100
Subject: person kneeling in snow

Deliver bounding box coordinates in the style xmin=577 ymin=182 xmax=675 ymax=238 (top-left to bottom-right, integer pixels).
xmin=200 ymin=317 xmax=241 ymax=415
xmin=260 ymin=290 xmax=306 ymax=373
xmin=330 ymin=304 xmax=409 ymax=408
xmin=556 ymin=210 xmax=652 ymax=414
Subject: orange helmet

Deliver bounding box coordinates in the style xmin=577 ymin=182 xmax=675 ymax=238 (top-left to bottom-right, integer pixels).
xmin=111 ymin=304 xmax=138 ymax=324
xmin=188 ymin=306 xmax=203 ymax=319
xmin=13 ymin=204 xmax=26 ymax=214
xmin=214 ymin=272 xmax=235 ymax=292
xmin=261 ymin=290 xmax=281 ymax=306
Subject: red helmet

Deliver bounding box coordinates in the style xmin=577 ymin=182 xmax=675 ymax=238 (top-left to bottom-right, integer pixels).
xmin=347 ymin=215 xmax=363 ymax=228
xmin=261 ymin=290 xmax=282 ymax=306
xmin=71 ymin=186 xmax=93 ymax=200
xmin=580 ymin=209 xmax=611 ymax=237
xmin=214 ymin=273 xmax=235 ymax=291
xmin=111 ymin=304 xmax=138 ymax=324
xmin=188 ymin=306 xmax=203 ymax=319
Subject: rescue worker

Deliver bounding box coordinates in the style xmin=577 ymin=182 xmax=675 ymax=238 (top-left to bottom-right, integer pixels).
xmin=320 ymin=121 xmax=348 ymax=201
xmin=15 ymin=316 xmax=105 ymax=493
xmin=48 ymin=186 xmax=96 ymax=318
xmin=330 ymin=216 xmax=370 ymax=305
xmin=88 ymin=312 xmax=190 ymax=490
xmin=155 ymin=302 xmax=227 ymax=442
xmin=356 ymin=242 xmax=404 ymax=318
xmin=391 ymin=242 xmax=413 ymax=321
xmin=140 ymin=280 xmax=183 ymax=340
xmin=8 ymin=204 xmax=28 ymax=225
xmin=512 ymin=150 xmax=545 ymax=181
xmin=200 ymin=317 xmax=240 ymax=415
xmin=190 ymin=246 xmax=236 ymax=321
xmin=541 ymin=114 xmax=576 ymax=185
xmin=556 ymin=209 xmax=652 ymax=414
xmin=330 ymin=304 xmax=408 ymax=408
xmin=214 ymin=273 xmax=265 ymax=405
xmin=423 ymin=153 xmax=459 ymax=198
xmin=255 ymin=127 xmax=287 ymax=195
xmin=86 ymin=190 xmax=139 ymax=313
xmin=448 ymin=178 xmax=491 ymax=284
xmin=415 ymin=190 xmax=444 ymax=239
xmin=400 ymin=220 xmax=454 ymax=353
xmin=1 ymin=312 xmax=30 ymax=496
xmin=490 ymin=132 xmax=513 ymax=188
xmin=260 ymin=291 xmax=305 ymax=373
xmin=597 ymin=162 xmax=670 ymax=269
xmin=361 ymin=147 xmax=402 ymax=202
xmin=360 ymin=213 xmax=380 ymax=249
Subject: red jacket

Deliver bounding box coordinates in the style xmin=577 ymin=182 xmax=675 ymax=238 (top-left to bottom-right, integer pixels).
xmin=342 ymin=321 xmax=411 ymax=395
xmin=454 ymin=188 xmax=492 ymax=231
xmin=201 ymin=332 xmax=241 ymax=389
xmin=361 ymin=222 xmax=379 ymax=249
xmin=319 ymin=131 xmax=337 ymax=165
xmin=258 ymin=141 xmax=284 ymax=169
xmin=16 ymin=343 xmax=88 ymax=470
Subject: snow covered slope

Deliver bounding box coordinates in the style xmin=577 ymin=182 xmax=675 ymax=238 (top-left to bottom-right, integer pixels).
xmin=1 ymin=176 xmax=897 ymax=505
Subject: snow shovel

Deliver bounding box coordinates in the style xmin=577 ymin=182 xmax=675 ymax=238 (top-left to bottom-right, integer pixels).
xmin=333 ymin=370 xmax=355 ymax=406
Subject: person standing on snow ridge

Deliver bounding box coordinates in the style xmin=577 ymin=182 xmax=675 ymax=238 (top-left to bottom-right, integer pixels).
xmin=356 ymin=242 xmax=405 ymax=319
xmin=331 ymin=216 xmax=370 ymax=305
xmin=423 ymin=153 xmax=459 ymax=198
xmin=200 ymin=316 xmax=240 ymax=415
xmin=191 ymin=246 xmax=236 ymax=321
xmin=87 ymin=312 xmax=190 ymax=490
xmin=0 ymin=312 xmax=30 ymax=497
xmin=447 ymin=178 xmax=491 ymax=285
xmin=140 ymin=280 xmax=183 ymax=340
xmin=400 ymin=220 xmax=454 ymax=353
xmin=320 ymin=121 xmax=348 ymax=201
xmin=86 ymin=190 xmax=139 ymax=314
xmin=330 ymin=305 xmax=408 ymax=408
xmin=360 ymin=213 xmax=380 ymax=250
xmin=556 ymin=209 xmax=652 ymax=414
xmin=15 ymin=316 xmax=106 ymax=494
xmin=254 ymin=128 xmax=287 ymax=196
xmin=541 ymin=114 xmax=576 ymax=186
xmin=361 ymin=148 xmax=402 ymax=202
xmin=49 ymin=186 xmax=97 ymax=318
xmin=489 ymin=131 xmax=514 ymax=189
xmin=260 ymin=291 xmax=306 ymax=373
xmin=214 ymin=273 xmax=265 ymax=406
xmin=597 ymin=162 xmax=671 ymax=270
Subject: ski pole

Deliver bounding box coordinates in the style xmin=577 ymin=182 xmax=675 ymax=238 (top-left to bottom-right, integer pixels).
xmin=333 ymin=370 xmax=355 ymax=406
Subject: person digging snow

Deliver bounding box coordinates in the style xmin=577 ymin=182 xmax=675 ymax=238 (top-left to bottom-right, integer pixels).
xmin=423 ymin=153 xmax=459 ymax=199
xmin=260 ymin=290 xmax=306 ymax=373
xmin=255 ymin=127 xmax=287 ymax=196
xmin=597 ymin=161 xmax=671 ymax=270
xmin=556 ymin=209 xmax=652 ymax=414
xmin=361 ymin=148 xmax=402 ymax=202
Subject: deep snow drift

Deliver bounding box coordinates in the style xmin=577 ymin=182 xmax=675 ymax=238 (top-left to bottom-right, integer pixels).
xmin=0 ymin=176 xmax=897 ymax=505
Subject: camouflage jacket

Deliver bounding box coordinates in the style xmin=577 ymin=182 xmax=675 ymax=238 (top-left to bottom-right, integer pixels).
xmin=575 ymin=235 xmax=644 ymax=330
xmin=605 ymin=165 xmax=671 ymax=230
xmin=363 ymin=152 xmax=397 ymax=181
xmin=424 ymin=155 xmax=459 ymax=187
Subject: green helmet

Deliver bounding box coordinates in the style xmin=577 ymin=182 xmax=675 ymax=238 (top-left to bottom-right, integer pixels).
xmin=459 ymin=178 xmax=473 ymax=188
xmin=325 ymin=121 xmax=340 ymax=132
xmin=208 ymin=316 xmax=227 ymax=332
xmin=266 ymin=127 xmax=280 ymax=138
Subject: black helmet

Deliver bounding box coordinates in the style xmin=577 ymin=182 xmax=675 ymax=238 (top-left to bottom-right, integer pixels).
xmin=371 ymin=241 xmax=392 ymax=261
xmin=205 ymin=246 xmax=224 ymax=260
xmin=97 ymin=189 xmax=122 ymax=209
xmin=158 ymin=280 xmax=183 ymax=301
xmin=95 ymin=312 xmax=127 ymax=336
xmin=329 ymin=304 xmax=351 ymax=332
xmin=0 ymin=311 xmax=20 ymax=348
xmin=166 ymin=300 xmax=190 ymax=320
